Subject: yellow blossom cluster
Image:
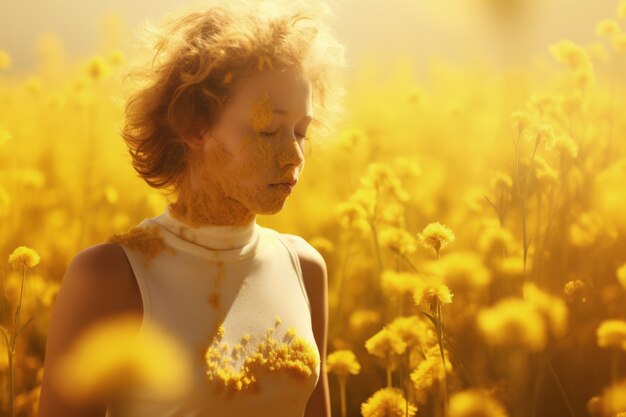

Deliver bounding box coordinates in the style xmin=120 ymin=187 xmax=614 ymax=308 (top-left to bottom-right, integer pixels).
xmin=204 ymin=318 xmax=319 ymax=396
xmin=361 ymin=387 xmax=417 ymax=417
xmin=8 ymin=246 xmax=40 ymax=269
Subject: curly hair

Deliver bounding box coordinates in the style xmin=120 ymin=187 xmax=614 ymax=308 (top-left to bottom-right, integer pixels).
xmin=118 ymin=0 xmax=347 ymax=193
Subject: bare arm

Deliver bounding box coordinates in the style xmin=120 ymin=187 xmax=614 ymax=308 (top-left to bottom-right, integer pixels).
xmin=38 ymin=243 xmax=142 ymax=417
xmin=286 ymin=235 xmax=331 ymax=417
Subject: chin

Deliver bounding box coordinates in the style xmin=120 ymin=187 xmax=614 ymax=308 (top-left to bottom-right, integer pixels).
xmin=250 ymin=200 xmax=287 ymax=215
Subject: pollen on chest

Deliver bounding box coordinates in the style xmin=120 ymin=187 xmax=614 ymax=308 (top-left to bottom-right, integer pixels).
xmin=200 ymin=317 xmax=319 ymax=397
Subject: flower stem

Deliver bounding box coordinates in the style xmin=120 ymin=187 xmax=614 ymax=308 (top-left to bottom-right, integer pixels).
xmin=339 ymin=377 xmax=347 ymax=417
xmin=7 ymin=267 xmax=26 ymax=417
xmin=435 ymin=301 xmax=449 ymax=416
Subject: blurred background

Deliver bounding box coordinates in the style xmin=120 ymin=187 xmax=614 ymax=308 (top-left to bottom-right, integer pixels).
xmin=1 ymin=1 xmax=626 ymax=417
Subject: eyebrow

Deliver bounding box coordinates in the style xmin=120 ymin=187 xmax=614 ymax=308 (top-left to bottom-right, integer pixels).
xmin=273 ymin=108 xmax=315 ymax=123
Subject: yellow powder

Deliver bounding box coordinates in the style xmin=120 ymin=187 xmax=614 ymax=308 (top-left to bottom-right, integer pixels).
xmin=249 ymin=92 xmax=273 ymax=133
xmin=203 ymin=318 xmax=319 ymax=397
xmin=106 ymin=224 xmax=175 ymax=267
xmin=222 ymin=72 xmax=233 ymax=84
xmin=208 ymin=292 xmax=220 ymax=309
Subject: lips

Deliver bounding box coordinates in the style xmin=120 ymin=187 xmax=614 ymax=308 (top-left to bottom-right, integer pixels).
xmin=270 ymin=178 xmax=298 ymax=187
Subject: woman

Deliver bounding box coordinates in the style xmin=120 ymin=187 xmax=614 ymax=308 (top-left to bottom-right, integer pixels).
xmin=38 ymin=1 xmax=346 ymax=416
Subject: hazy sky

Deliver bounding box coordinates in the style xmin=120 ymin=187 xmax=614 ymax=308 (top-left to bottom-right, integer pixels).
xmin=0 ymin=0 xmax=620 ymax=76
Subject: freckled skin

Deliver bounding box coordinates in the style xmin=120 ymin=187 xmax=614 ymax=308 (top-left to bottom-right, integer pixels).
xmin=170 ymin=68 xmax=312 ymax=227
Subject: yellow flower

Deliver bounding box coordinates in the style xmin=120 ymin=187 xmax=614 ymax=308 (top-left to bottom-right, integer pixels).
xmin=549 ymin=39 xmax=592 ymax=72
xmin=510 ymin=111 xmax=532 ymax=135
xmin=417 ymin=222 xmax=456 ymax=255
xmin=0 ymin=49 xmax=10 ymax=69
xmin=387 ymin=315 xmax=429 ymax=350
xmin=426 ymin=251 xmax=491 ymax=291
xmin=614 ymin=34 xmax=626 ymax=52
xmin=596 ymin=19 xmax=621 ymax=39
xmin=107 ymin=49 xmax=126 ymax=66
xmin=410 ymin=346 xmax=451 ymax=392
xmin=602 ymin=379 xmax=626 ymax=416
xmin=365 ymin=327 xmax=407 ymax=359
xmin=349 ymin=309 xmax=382 ymax=335
xmin=326 ymin=349 xmax=361 ymax=379
xmin=523 ymin=283 xmax=568 ymax=338
xmin=8 ymin=246 xmax=41 ymax=269
xmin=335 ymin=201 xmax=369 ymax=233
xmin=52 ymin=314 xmax=193 ymax=402
xmin=361 ymin=387 xmax=417 ymax=417
xmin=617 ymin=264 xmax=626 ymax=290
xmin=381 ymin=270 xmax=421 ymax=298
xmin=449 ymin=389 xmax=508 ymax=417
xmin=85 ymin=55 xmax=112 ymax=80
xmin=597 ymin=320 xmax=626 ymax=350
xmin=413 ymin=278 xmax=453 ymax=310
xmin=378 ymin=226 xmax=417 ymax=255
xmin=477 ymin=298 xmax=547 ymax=351
xmin=478 ymin=223 xmax=516 ymax=257
xmin=0 ymin=126 xmax=12 ymax=146
xmin=563 ymin=279 xmax=589 ymax=303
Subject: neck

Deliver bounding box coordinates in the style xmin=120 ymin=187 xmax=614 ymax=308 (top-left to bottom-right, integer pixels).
xmin=171 ymin=178 xmax=256 ymax=228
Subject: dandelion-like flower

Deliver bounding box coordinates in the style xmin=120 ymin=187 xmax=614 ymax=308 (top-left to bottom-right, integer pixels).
xmin=52 ymin=315 xmax=193 ymax=402
xmin=326 ymin=349 xmax=361 ymax=379
xmin=523 ymin=283 xmax=568 ymax=338
xmin=8 ymin=246 xmax=40 ymax=269
xmin=387 ymin=316 xmax=429 ymax=351
xmin=413 ymin=279 xmax=454 ymax=312
xmin=477 ymin=298 xmax=547 ymax=351
xmin=381 ymin=270 xmax=421 ymax=299
xmin=601 ymin=379 xmax=626 ymax=416
xmin=327 ymin=349 xmax=361 ymax=417
xmin=361 ymin=387 xmax=417 ymax=417
xmin=410 ymin=345 xmax=452 ymax=392
xmin=596 ymin=19 xmax=621 ymax=39
xmin=365 ymin=327 xmax=407 ymax=359
xmin=596 ymin=320 xmax=626 ymax=350
xmin=449 ymin=389 xmax=508 ymax=417
xmin=417 ymin=222 xmax=455 ymax=257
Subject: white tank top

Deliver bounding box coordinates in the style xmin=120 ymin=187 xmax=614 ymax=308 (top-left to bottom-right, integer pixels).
xmin=105 ymin=204 xmax=320 ymax=417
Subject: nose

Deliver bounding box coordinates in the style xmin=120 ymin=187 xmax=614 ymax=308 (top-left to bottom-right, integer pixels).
xmin=277 ymin=135 xmax=305 ymax=169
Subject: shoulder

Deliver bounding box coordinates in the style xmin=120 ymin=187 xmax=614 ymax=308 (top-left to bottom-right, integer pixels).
xmin=57 ymin=242 xmax=142 ymax=322
xmin=281 ymin=233 xmax=327 ymax=278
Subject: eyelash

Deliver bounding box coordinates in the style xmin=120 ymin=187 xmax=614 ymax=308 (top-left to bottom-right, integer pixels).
xmin=260 ymin=130 xmax=308 ymax=141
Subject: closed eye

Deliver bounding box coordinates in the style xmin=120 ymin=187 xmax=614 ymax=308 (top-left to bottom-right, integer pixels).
xmin=260 ymin=130 xmax=308 ymax=141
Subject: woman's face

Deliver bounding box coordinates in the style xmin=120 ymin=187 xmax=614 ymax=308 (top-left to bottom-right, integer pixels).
xmin=192 ymin=68 xmax=313 ymax=217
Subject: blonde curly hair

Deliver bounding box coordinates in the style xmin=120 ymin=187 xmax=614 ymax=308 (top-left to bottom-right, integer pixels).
xmin=118 ymin=0 xmax=347 ymax=193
